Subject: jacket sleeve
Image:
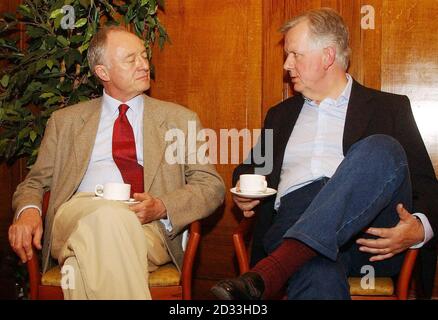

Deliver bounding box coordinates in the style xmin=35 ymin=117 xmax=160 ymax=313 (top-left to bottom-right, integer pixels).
xmin=12 ymin=114 xmax=58 ymax=220
xmin=159 ymin=113 xmax=226 ymax=237
xmin=394 ymin=95 xmax=438 ymax=239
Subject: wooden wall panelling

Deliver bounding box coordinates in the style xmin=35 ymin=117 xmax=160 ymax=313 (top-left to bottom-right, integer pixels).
xmin=261 ymin=0 xmax=286 ymax=116
xmin=357 ymin=0 xmax=382 ymax=89
xmin=381 ymin=0 xmax=438 ymax=174
xmin=284 ymin=0 xmax=322 ymax=17
xmin=150 ymin=0 xmax=263 ymax=298
xmin=0 ymin=0 xmax=21 ymax=14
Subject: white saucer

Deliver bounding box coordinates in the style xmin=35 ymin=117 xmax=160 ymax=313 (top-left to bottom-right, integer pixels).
xmin=92 ymin=197 xmax=140 ymax=204
xmin=230 ymin=187 xmax=277 ymax=199
xmin=123 ymin=198 xmax=140 ymax=204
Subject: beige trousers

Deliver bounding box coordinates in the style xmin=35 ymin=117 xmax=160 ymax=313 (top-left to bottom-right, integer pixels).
xmin=51 ymin=193 xmax=171 ymax=300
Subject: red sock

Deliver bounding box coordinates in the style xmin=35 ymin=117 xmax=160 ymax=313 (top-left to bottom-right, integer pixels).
xmin=252 ymin=239 xmax=317 ymax=299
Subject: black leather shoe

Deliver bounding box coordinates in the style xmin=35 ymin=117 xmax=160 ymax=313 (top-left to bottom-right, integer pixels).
xmin=210 ymin=272 xmax=265 ymax=300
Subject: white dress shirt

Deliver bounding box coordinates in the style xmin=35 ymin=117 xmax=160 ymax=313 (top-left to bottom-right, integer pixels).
xmin=274 ymin=75 xmax=352 ymax=209
xmin=274 ymin=74 xmax=433 ymax=247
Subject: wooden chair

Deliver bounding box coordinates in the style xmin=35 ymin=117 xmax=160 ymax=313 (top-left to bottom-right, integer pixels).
xmin=233 ymin=217 xmax=419 ymax=300
xmin=27 ymin=192 xmax=201 ymax=300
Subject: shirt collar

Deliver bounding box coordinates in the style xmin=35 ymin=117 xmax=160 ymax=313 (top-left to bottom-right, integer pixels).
xmin=338 ymin=73 xmax=353 ymax=104
xmin=102 ymin=90 xmax=144 ymax=117
xmin=304 ymin=73 xmax=353 ymax=107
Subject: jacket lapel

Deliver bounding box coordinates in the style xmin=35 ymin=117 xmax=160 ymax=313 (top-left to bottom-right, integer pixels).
xmin=271 ymin=95 xmax=304 ymax=187
xmin=343 ymin=80 xmax=376 ymax=154
xmin=142 ymin=95 xmax=168 ymax=192
xmin=276 ymin=96 xmax=304 ymax=151
xmin=73 ymin=98 xmax=102 ymax=188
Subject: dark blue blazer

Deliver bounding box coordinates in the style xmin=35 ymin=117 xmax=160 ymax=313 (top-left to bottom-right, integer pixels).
xmin=233 ymin=80 xmax=438 ymax=297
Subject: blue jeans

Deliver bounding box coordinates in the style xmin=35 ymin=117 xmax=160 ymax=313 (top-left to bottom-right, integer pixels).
xmin=263 ymin=135 xmax=412 ymax=299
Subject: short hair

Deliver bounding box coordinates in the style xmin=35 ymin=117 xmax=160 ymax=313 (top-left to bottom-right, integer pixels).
xmin=87 ymin=25 xmax=129 ymax=76
xmin=281 ymin=8 xmax=351 ymax=70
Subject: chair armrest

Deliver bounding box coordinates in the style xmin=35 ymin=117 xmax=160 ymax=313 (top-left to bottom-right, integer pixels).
xmin=233 ymin=217 xmax=256 ymax=275
xmin=27 ymin=247 xmax=42 ymax=300
xmin=181 ymin=220 xmax=201 ymax=300
xmin=395 ymin=248 xmax=419 ymax=300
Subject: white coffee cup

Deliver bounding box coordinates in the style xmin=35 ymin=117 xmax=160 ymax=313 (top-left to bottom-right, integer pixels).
xmin=94 ymin=182 xmax=131 ymax=200
xmin=239 ymin=174 xmax=267 ymax=193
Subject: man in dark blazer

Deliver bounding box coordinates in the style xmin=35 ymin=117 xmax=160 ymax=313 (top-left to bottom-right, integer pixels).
xmin=212 ymin=8 xmax=437 ymax=299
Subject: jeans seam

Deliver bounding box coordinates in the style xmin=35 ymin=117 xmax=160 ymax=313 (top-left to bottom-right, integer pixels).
xmin=336 ymin=163 xmax=408 ymax=237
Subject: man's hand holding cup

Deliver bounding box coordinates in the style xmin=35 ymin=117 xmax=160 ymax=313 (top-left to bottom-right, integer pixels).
xmin=233 ymin=174 xmax=268 ymax=217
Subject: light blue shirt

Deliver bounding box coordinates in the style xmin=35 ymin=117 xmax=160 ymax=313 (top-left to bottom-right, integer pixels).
xmin=77 ymin=91 xmax=144 ymax=192
xmin=275 ymin=74 xmax=352 ymax=210
xmin=274 ymin=74 xmax=433 ymax=247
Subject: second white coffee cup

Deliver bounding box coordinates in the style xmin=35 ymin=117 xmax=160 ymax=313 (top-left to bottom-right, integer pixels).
xmin=239 ymin=174 xmax=267 ymax=193
xmin=95 ymin=182 xmax=131 ymax=200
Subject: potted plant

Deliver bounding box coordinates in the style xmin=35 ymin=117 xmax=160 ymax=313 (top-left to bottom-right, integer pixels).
xmin=0 ymin=0 xmax=168 ymax=166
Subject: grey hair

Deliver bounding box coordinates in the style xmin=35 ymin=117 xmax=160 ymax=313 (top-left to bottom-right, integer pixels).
xmin=281 ymin=8 xmax=351 ymax=70
xmin=87 ymin=25 xmax=129 ymax=76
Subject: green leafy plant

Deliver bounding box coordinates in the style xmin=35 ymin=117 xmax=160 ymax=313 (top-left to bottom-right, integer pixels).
xmin=0 ymin=0 xmax=168 ymax=166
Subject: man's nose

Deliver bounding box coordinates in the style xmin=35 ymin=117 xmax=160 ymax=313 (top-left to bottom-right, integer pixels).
xmin=283 ymin=55 xmax=295 ymax=71
xmin=137 ymin=56 xmax=149 ymax=69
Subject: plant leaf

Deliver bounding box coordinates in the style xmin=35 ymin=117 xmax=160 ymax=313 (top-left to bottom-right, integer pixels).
xmin=40 ymin=92 xmax=55 ymax=98
xmin=1 ymin=74 xmax=9 ymax=88
xmin=46 ymin=60 xmax=54 ymax=70
xmin=17 ymin=4 xmax=31 ymax=15
xmin=74 ymin=18 xmax=88 ymax=28
xmin=79 ymin=0 xmax=91 ymax=9
xmin=56 ymin=35 xmax=70 ymax=47
xmin=30 ymin=130 xmax=37 ymax=142
xmin=49 ymin=8 xmax=64 ymax=19
xmin=78 ymin=42 xmax=89 ymax=54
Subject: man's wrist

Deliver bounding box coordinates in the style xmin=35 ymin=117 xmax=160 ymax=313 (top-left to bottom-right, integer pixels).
xmin=16 ymin=206 xmax=41 ymax=221
xmin=414 ymin=216 xmax=425 ymax=244
xmin=156 ymin=198 xmax=167 ymax=219
xmin=410 ymin=213 xmax=431 ymax=249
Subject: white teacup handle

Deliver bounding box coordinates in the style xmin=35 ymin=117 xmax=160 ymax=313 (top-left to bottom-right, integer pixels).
xmin=95 ymin=184 xmax=104 ymax=197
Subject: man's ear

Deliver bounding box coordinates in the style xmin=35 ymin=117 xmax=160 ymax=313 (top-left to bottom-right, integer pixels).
xmin=323 ymin=46 xmax=336 ymax=70
xmin=94 ymin=65 xmax=110 ymax=82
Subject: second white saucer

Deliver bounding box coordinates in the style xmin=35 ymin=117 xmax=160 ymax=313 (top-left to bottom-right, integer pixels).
xmin=230 ymin=187 xmax=277 ymax=199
